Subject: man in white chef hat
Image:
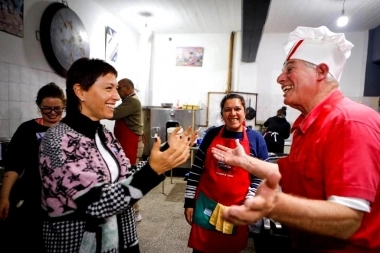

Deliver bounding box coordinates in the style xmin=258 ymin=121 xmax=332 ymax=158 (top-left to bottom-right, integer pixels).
xmin=210 ymin=26 xmax=380 ymax=252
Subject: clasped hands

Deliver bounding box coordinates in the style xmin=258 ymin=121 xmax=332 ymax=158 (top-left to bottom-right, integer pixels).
xmin=210 ymin=139 xmax=282 ymax=225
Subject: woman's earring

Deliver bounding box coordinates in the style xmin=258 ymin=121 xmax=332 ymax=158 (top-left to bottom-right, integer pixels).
xmin=80 ymin=99 xmax=85 ymax=102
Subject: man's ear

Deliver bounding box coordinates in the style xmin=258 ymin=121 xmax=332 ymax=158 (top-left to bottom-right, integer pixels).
xmin=73 ymin=83 xmax=85 ymax=101
xmin=316 ymin=63 xmax=329 ymax=81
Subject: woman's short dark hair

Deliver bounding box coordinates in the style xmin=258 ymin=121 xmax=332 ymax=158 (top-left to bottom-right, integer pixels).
xmin=35 ymin=82 xmax=66 ymax=106
xmin=65 ymin=57 xmax=118 ymax=115
xmin=220 ymin=93 xmax=246 ymax=116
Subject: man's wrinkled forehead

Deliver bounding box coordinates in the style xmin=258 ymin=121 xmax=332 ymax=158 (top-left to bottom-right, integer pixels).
xmin=282 ymin=59 xmax=300 ymax=71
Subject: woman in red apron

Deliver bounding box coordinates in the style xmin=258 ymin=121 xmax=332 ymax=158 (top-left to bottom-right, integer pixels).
xmin=185 ymin=93 xmax=269 ymax=253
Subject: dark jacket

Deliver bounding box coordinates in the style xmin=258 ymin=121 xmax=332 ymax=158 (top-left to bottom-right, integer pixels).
xmin=263 ymin=116 xmax=291 ymax=153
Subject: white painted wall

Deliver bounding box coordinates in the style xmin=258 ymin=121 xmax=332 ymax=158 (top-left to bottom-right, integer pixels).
xmin=150 ymin=33 xmax=230 ymax=106
xmin=0 ymin=0 xmax=139 ymax=137
xmin=148 ymin=33 xmax=231 ymax=128
xmin=148 ymin=30 xmax=376 ymax=132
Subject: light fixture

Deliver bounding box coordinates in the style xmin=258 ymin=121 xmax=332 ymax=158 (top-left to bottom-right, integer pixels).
xmin=337 ymin=0 xmax=348 ymax=27
xmin=139 ymin=11 xmax=153 ymax=34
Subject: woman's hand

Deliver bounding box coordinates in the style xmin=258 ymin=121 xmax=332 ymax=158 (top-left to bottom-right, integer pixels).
xmin=168 ymin=126 xmax=198 ymax=147
xmin=149 ymin=126 xmax=196 ymax=174
xmin=0 ymin=197 xmax=10 ymax=220
xmin=0 ymin=171 xmax=19 ymax=220
xmin=211 ymin=139 xmax=246 ymax=168
xmin=184 ymin=207 xmax=194 ymax=225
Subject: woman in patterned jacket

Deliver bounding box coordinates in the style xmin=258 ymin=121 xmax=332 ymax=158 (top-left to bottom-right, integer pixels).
xmin=39 ymin=57 xmax=196 ymax=253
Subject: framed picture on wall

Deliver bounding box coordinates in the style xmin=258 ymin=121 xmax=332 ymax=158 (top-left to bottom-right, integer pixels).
xmin=176 ymin=47 xmax=204 ymax=67
xmin=105 ymin=26 xmax=118 ymax=62
xmin=0 ymin=0 xmax=24 ymax=37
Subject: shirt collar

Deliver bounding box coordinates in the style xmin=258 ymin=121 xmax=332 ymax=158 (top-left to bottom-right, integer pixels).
xmin=291 ymin=89 xmax=344 ymax=134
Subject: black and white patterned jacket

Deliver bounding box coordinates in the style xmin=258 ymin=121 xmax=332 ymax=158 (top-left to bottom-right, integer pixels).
xmin=39 ymin=112 xmax=164 ymax=253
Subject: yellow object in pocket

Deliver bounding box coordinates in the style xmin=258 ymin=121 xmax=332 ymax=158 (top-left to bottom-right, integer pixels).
xmin=209 ymin=203 xmax=220 ymax=226
xmin=215 ymin=204 xmax=224 ymax=231
xmin=222 ymin=218 xmax=234 ymax=234
xmin=209 ymin=203 xmax=234 ymax=234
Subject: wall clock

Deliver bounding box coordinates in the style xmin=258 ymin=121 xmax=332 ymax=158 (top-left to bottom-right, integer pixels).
xmin=40 ymin=2 xmax=90 ymax=78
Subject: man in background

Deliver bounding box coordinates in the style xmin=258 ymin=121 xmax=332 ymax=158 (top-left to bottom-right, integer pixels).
xmin=112 ymin=78 xmax=144 ymax=222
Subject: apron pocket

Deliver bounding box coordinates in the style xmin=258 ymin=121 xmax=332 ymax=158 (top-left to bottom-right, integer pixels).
xmin=193 ymin=192 xmax=218 ymax=230
xmin=193 ymin=192 xmax=236 ymax=234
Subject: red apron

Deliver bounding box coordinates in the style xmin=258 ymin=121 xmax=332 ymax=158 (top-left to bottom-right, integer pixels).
xmin=114 ymin=119 xmax=138 ymax=165
xmin=188 ymin=126 xmax=251 ymax=253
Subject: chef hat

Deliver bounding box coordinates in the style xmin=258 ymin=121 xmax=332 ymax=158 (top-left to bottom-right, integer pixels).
xmin=284 ymin=26 xmax=354 ymax=81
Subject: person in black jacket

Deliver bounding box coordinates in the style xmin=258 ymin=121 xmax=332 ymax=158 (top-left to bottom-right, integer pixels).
xmin=263 ymin=106 xmax=291 ymax=153
xmin=0 ymin=82 xmax=66 ymax=253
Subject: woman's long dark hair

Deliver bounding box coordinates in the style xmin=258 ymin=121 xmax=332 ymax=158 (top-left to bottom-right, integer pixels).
xmin=65 ymin=57 xmax=117 ymax=115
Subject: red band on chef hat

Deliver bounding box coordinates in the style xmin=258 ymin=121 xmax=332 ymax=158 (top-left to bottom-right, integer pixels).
xmin=286 ymin=40 xmax=304 ymax=61
xmin=283 ymin=26 xmax=354 ymax=81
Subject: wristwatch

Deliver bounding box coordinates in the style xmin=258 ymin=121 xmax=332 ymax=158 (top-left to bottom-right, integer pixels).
xmin=39 ymin=2 xmax=90 ymax=77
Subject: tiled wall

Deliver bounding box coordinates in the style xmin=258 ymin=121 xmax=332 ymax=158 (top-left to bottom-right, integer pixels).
xmin=0 ymin=61 xmax=65 ymax=138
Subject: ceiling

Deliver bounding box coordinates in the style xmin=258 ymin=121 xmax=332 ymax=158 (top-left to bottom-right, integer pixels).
xmin=94 ymin=0 xmax=380 ymax=34
xmin=94 ymin=0 xmax=241 ymax=34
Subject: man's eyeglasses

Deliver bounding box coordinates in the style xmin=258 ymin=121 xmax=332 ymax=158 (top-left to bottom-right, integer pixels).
xmin=40 ymin=106 xmax=65 ymax=114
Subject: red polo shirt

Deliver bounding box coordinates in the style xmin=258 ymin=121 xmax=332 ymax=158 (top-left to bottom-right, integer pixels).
xmin=278 ymin=90 xmax=380 ymax=252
